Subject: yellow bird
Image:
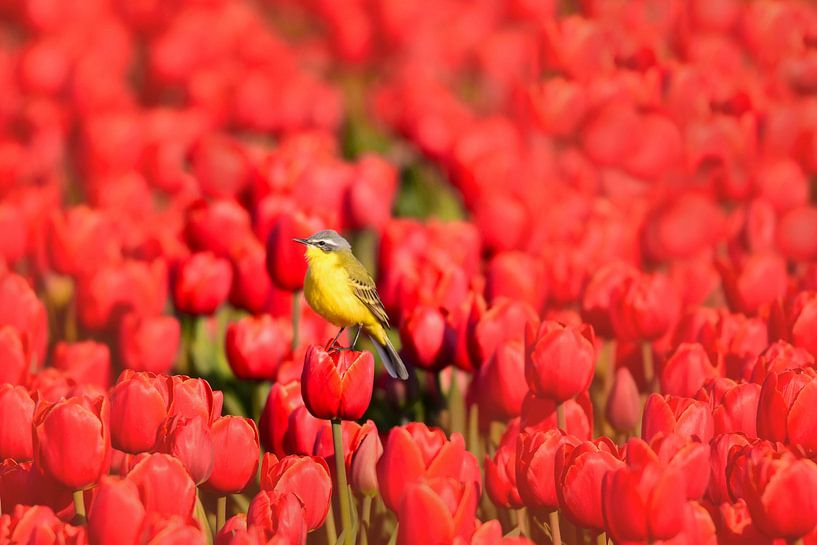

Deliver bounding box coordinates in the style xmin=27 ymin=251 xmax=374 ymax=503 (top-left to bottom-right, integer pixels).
xmin=294 ymin=230 xmax=409 ymax=380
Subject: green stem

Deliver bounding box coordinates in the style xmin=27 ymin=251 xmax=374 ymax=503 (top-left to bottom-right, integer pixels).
xmin=556 ymin=402 xmax=566 ymax=431
xmin=467 ymin=403 xmax=480 ymax=457
xmin=324 ymin=502 xmax=337 ymax=544
xmin=549 ymin=511 xmax=561 ymax=545
xmin=230 ymin=493 xmax=249 ymax=515
xmin=178 ymin=315 xmax=196 ymax=375
xmin=292 ymin=291 xmax=301 ymax=352
xmin=794 ymin=539 xmax=805 ymax=545
xmin=252 ymin=382 xmax=270 ymax=421
xmin=641 ymin=341 xmax=654 ymax=392
xmin=516 ymin=507 xmax=528 ymax=536
xmin=65 ymin=295 xmax=77 ymax=343
xmin=448 ymin=372 xmax=465 ymax=438
xmin=194 ymin=491 xmax=214 ymax=544
xmin=216 ymin=496 xmax=226 ymax=533
xmin=359 ymin=495 xmax=373 ymax=545
xmin=576 ymin=526 xmax=584 ymax=545
xmin=597 ymin=532 xmax=607 ymax=545
xmin=73 ymin=490 xmax=85 ymax=524
xmin=332 ymin=419 xmax=354 ymax=545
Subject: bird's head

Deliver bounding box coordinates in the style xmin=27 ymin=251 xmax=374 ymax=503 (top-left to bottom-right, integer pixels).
xmin=293 ymin=230 xmax=352 ymax=260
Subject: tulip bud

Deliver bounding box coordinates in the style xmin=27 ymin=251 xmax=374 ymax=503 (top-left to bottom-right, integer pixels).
xmin=87 ymin=476 xmax=146 ymax=545
xmin=485 ymin=251 xmax=548 ymax=312
xmin=173 ymin=252 xmax=232 ymax=315
xmin=259 ymin=454 xmax=332 ymax=531
xmin=265 ymin=210 xmax=323 ymax=292
xmin=649 ymin=434 xmax=711 ymax=500
xmin=350 ymin=426 xmax=383 ymax=496
xmin=158 ymin=415 xmax=214 ymax=484
xmin=126 ymin=453 xmax=196 ymax=519
xmin=718 ymin=252 xmax=788 ymax=316
xmin=485 ymin=421 xmax=523 ymax=509
xmin=605 ymin=367 xmax=641 ymax=433
xmin=0 ymin=326 xmax=29 ymax=386
xmin=33 ymin=395 xmax=111 ymax=489
xmin=0 ymin=272 xmax=48 ymax=364
xmin=471 ymin=299 xmax=538 ymax=364
xmin=110 ymin=371 xmax=170 ymax=454
xmin=660 ymin=343 xmax=716 ymax=397
xmin=611 ymin=273 xmax=680 ymax=341
xmin=524 ymin=321 xmax=595 ymax=402
xmin=205 ymin=416 xmax=260 ymax=494
xmin=47 ymin=205 xmax=122 ymax=277
xmin=712 ymin=382 xmax=760 ymax=437
xmin=581 ymin=261 xmax=639 ymax=338
xmin=301 ymin=345 xmax=374 ymax=421
xmin=184 ymin=199 xmax=254 ymax=258
xmin=399 ymin=305 xmax=451 ymax=371
xmin=258 ymin=381 xmax=303 ymax=457
xmin=778 ymin=206 xmax=817 ymax=261
xmin=347 ymin=155 xmax=397 ymax=230
xmin=0 ymin=385 xmax=34 ymax=461
xmin=166 ymin=375 xmax=221 ymax=423
xmin=229 ymin=241 xmax=274 ymax=314
xmin=52 ymin=341 xmax=112 ymax=390
xmin=118 ymin=313 xmax=180 ymax=374
xmin=520 ymin=392 xmax=594 ymax=440
xmin=226 ymin=315 xmax=292 ymax=381
xmin=476 ymin=339 xmax=527 ymax=421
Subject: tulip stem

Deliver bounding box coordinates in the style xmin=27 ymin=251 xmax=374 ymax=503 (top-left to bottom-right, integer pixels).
xmin=641 ymin=341 xmax=654 ymax=392
xmin=516 ymin=507 xmax=528 ymax=536
xmin=216 ymin=496 xmax=226 ymax=533
xmin=556 ymin=402 xmax=566 ymax=431
xmin=794 ymin=539 xmax=805 ymax=545
xmin=65 ymin=295 xmax=77 ymax=342
xmin=292 ymin=290 xmax=301 ymax=352
xmin=596 ymin=532 xmax=607 ymax=545
xmin=576 ymin=526 xmax=584 ymax=544
xmin=467 ymin=403 xmax=480 ymax=458
xmin=448 ymin=371 xmax=465 ymax=438
xmin=332 ymin=418 xmax=354 ymax=545
xmin=359 ymin=495 xmax=373 ymax=545
xmin=179 ymin=315 xmax=196 ymax=375
xmin=73 ymin=489 xmax=86 ymax=524
xmin=325 ymin=502 xmax=337 ymax=544
xmin=549 ymin=511 xmax=561 ymax=545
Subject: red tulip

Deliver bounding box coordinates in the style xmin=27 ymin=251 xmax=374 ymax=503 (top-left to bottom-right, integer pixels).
xmin=791 ymin=292 xmax=817 ymax=358
xmin=660 ymin=343 xmax=717 ymax=397
xmin=757 ymin=368 xmax=817 ymax=452
xmin=748 ymin=340 xmax=814 ymax=384
xmin=515 ymin=428 xmax=581 ymax=509
xmin=33 ymin=395 xmax=110 ymax=489
xmin=555 ymin=438 xmax=624 ymax=530
xmin=706 ymin=433 xmax=750 ymax=505
xmin=476 ymin=339 xmax=527 ymax=421
xmin=246 ymin=490 xmax=307 ymax=544
xmin=184 ymin=199 xmax=254 ymax=259
xmin=519 ymin=391 xmax=594 ymax=440
xmin=642 ymin=394 xmax=714 ymax=444
xmin=606 ymin=367 xmax=642 ymax=433
xmin=205 ymin=416 xmax=260 ymax=494
xmin=347 ymin=155 xmax=398 ymax=230
xmin=173 ymin=251 xmax=232 ymax=315
xmin=581 ymin=261 xmax=639 ymax=338
xmin=718 ymin=252 xmax=788 ymax=316
xmin=126 ymin=453 xmax=196 ymax=519
xmin=485 ymin=420 xmax=523 ymax=509
xmin=0 ymin=326 xmax=29 ymax=385
xmin=284 ymin=405 xmax=328 ymax=456
xmin=0 ymin=271 xmax=48 ymax=364
xmin=47 ymin=205 xmax=122 ymax=277
xmin=110 ymin=370 xmax=170 ymax=454
xmin=649 ymin=434 xmax=711 ymax=500
xmin=397 ymin=479 xmax=479 ymax=545
xmin=52 ymin=341 xmax=112 ymax=390
xmin=258 ymin=381 xmax=303 ymax=457
xmin=259 ymin=454 xmax=332 ymax=531
xmin=602 ymin=454 xmax=686 ymax=542
xmin=87 ymin=476 xmax=146 ymax=545
xmin=139 ymin=513 xmax=207 ymax=545
xmin=400 ymin=305 xmax=451 ymax=371
xmin=226 ymin=314 xmax=292 ymax=381
xmin=524 ymin=320 xmax=595 ymax=403
xmin=228 ymin=241 xmax=275 ymax=314
xmin=717 ymin=499 xmax=770 ymax=545
xmin=265 ymin=210 xmax=323 ymax=292
xmin=0 ymin=385 xmax=34 ymax=461
xmin=611 ymin=272 xmax=680 ymax=341
xmin=778 ymin=206 xmax=817 ymax=261
xmin=190 ymin=136 xmax=251 ymax=199
xmin=166 ymin=375 xmax=221 ymax=423
xmin=5 ymin=504 xmax=87 ymax=545
xmin=118 ymin=313 xmax=180 ymax=374
xmin=471 ymin=298 xmax=538 ymax=364
xmin=158 ymin=415 xmax=214 ymax=484
xmin=484 ymin=251 xmax=548 ymax=312
xmin=710 ymin=381 xmax=760 ymax=437
xmin=350 ymin=422 xmax=383 ymax=496
xmin=300 ymin=345 xmax=374 ymax=421
xmin=0 ymin=459 xmax=73 ymax=517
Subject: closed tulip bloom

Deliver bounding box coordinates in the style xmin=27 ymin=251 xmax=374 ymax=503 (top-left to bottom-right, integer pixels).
xmin=214 ymin=514 xmax=249 ymax=545
xmin=173 ymin=252 xmax=232 ymax=315
xmin=757 ymin=368 xmax=817 ymax=452
xmin=87 ymin=476 xmax=145 ymax=545
xmin=158 ymin=415 xmax=214 ymax=484
xmin=229 ymin=240 xmax=275 ymax=314
xmin=712 ymin=382 xmax=760 ymax=437
xmin=126 ymin=453 xmax=196 ymax=519
xmin=0 ymin=459 xmax=73 ymax=516
xmin=110 ymin=371 xmax=170 ymax=453
xmin=400 ymin=305 xmax=451 ymax=371
xmin=226 ymin=315 xmax=292 ymax=381
xmin=118 ymin=313 xmax=180 ymax=374
xmin=602 ymin=457 xmax=686 ymax=542
xmin=485 ymin=420 xmax=523 ymax=509
xmin=258 ymin=381 xmax=303 ymax=456
xmin=520 ymin=392 xmax=594 ymax=440
xmin=555 ymin=438 xmax=624 ymax=530
xmin=611 ymin=273 xmax=680 ymax=341
xmin=47 ymin=205 xmax=122 ymax=277
xmin=790 ymin=292 xmax=817 ymax=358
xmin=166 ymin=375 xmax=221 ymax=423
xmin=205 ymin=416 xmax=260 ymax=494
xmin=477 ymin=339 xmax=528 ymax=421
xmin=718 ymin=252 xmax=788 ymax=316
xmin=606 ymin=367 xmax=642 ymax=433
xmin=139 ymin=513 xmax=207 ymax=545
xmin=247 ymin=490 xmax=307 ymax=544
xmin=660 ymin=343 xmax=716 ymax=397
xmin=350 ymin=424 xmax=383 ymax=496
xmin=0 ymin=385 xmax=34 ymax=461
xmin=717 ymin=499 xmax=770 ymax=545
xmin=397 ymin=479 xmax=479 ymax=545
xmin=581 ymin=261 xmax=639 ymax=338
xmin=485 ymin=251 xmax=548 ymax=312
xmin=52 ymin=341 xmax=112 ymax=390
xmin=471 ymin=298 xmax=538 ymax=364
xmin=259 ymin=454 xmax=332 ymax=531
xmin=265 ymin=210 xmax=323 ymax=292
xmin=301 ymin=345 xmax=374 ymax=421
xmin=0 ymin=272 xmax=48 ymax=364
xmin=515 ymin=428 xmax=581 ymax=509
xmin=524 ymin=321 xmax=595 ymax=402
xmin=33 ymin=395 xmax=110 ymax=489
xmin=284 ymin=405 xmax=328 ymax=456
xmin=706 ymin=433 xmax=750 ymax=505
xmin=748 ymin=341 xmax=814 ymax=384
xmin=184 ymin=199 xmax=254 ymax=258
xmin=0 ymin=326 xmax=29 ymax=385
xmin=5 ymin=505 xmax=86 ymax=545
xmin=642 ymin=394 xmax=714 ymax=444
xmin=649 ymin=434 xmax=711 ymax=500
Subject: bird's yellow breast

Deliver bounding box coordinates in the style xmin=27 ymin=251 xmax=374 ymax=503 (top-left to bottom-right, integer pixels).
xmin=303 ymin=248 xmax=378 ymax=328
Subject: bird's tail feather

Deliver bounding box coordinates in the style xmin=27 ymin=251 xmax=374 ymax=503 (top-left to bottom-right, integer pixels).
xmin=369 ymin=334 xmax=409 ymax=380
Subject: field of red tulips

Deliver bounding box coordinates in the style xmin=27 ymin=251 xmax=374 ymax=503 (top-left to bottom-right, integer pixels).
xmin=2 ymin=0 xmax=817 ymax=544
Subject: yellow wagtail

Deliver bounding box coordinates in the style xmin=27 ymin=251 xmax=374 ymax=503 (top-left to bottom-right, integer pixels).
xmin=294 ymin=230 xmax=409 ymax=380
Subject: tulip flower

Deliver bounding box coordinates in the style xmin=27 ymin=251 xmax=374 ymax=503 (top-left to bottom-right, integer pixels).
xmin=611 ymin=272 xmax=680 ymax=342
xmin=476 ymin=339 xmax=527 ymax=421
xmin=225 ymin=314 xmax=292 ymax=381
xmin=205 ymin=416 xmax=260 ymax=494
xmin=397 ymin=479 xmax=479 ymax=545
xmin=399 ymin=305 xmax=451 ymax=371
xmin=0 ymin=385 xmax=34 ymax=461
xmin=247 ymin=490 xmax=307 ymax=544
xmin=118 ymin=313 xmax=181 ymax=374
xmin=158 ymin=415 xmax=214 ymax=484
xmin=790 ymin=292 xmax=817 ymax=358
xmin=471 ymin=298 xmax=538 ymax=364
xmin=524 ymin=320 xmax=595 ymax=403
xmin=284 ymin=405 xmax=329 ymax=456
xmin=515 ymin=428 xmax=581 ymax=510
xmin=641 ymin=394 xmax=714 ymax=443
xmin=126 ymin=453 xmax=196 ymax=519
xmin=259 ymin=454 xmax=332 ymax=532
xmin=265 ymin=210 xmax=323 ymax=292
xmin=748 ymin=341 xmax=814 ymax=384
xmin=485 ymin=251 xmax=548 ymax=311
xmin=660 ymin=343 xmax=716 ymax=397
xmin=757 ymin=368 xmax=817 ymax=452
xmin=718 ymin=252 xmax=788 ymax=316
xmin=350 ymin=423 xmax=383 ymax=496
xmin=33 ymin=395 xmax=110 ymax=490
xmin=47 ymin=205 xmax=122 ymax=277
xmin=184 ymin=199 xmax=254 ymax=258
xmin=52 ymin=341 xmax=112 ymax=390
xmin=5 ymin=505 xmax=87 ymax=545
xmin=166 ymin=375 xmax=222 ymax=423
xmin=581 ymin=261 xmax=639 ymax=338
xmin=258 ymin=381 xmax=304 ymax=456
xmin=300 ymin=345 xmax=374 ymax=421
xmin=139 ymin=513 xmax=207 ymax=545
xmin=173 ymin=251 xmax=233 ymax=315
xmin=519 ymin=392 xmax=594 ymax=440
xmin=649 ymin=434 xmax=711 ymax=500
xmin=229 ymin=240 xmax=275 ymax=314
xmin=87 ymin=476 xmax=146 ymax=545
xmin=485 ymin=420 xmax=523 ymax=509
xmin=0 ymin=271 xmax=48 ymax=363
xmin=606 ymin=367 xmax=641 ymax=433
xmin=109 ymin=370 xmax=170 ymax=454
xmin=0 ymin=459 xmax=73 ymax=516
xmin=711 ymin=381 xmax=760 ymax=437
xmin=0 ymin=326 xmax=29 ymax=386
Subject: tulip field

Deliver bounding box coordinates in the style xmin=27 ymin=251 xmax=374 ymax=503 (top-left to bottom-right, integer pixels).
xmin=3 ymin=0 xmax=817 ymax=544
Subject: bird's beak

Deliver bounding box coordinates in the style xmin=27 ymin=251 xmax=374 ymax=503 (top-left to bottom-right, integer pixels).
xmin=292 ymin=238 xmax=309 ymax=245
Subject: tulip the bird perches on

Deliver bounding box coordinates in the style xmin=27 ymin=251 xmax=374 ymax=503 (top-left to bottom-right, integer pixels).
xmin=294 ymin=230 xmax=410 ymax=380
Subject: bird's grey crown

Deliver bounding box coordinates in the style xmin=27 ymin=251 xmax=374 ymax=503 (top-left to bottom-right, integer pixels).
xmin=306 ymin=229 xmax=352 ymax=251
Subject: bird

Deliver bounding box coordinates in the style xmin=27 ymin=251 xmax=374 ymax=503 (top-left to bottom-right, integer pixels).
xmin=293 ymin=229 xmax=409 ymax=380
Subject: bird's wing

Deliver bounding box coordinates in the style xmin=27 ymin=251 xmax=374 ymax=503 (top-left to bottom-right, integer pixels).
xmin=345 ymin=255 xmax=390 ymax=327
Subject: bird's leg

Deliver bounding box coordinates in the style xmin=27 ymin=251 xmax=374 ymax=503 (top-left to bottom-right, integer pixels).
xmin=350 ymin=325 xmax=362 ymax=350
xmin=327 ymin=327 xmax=346 ymax=351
